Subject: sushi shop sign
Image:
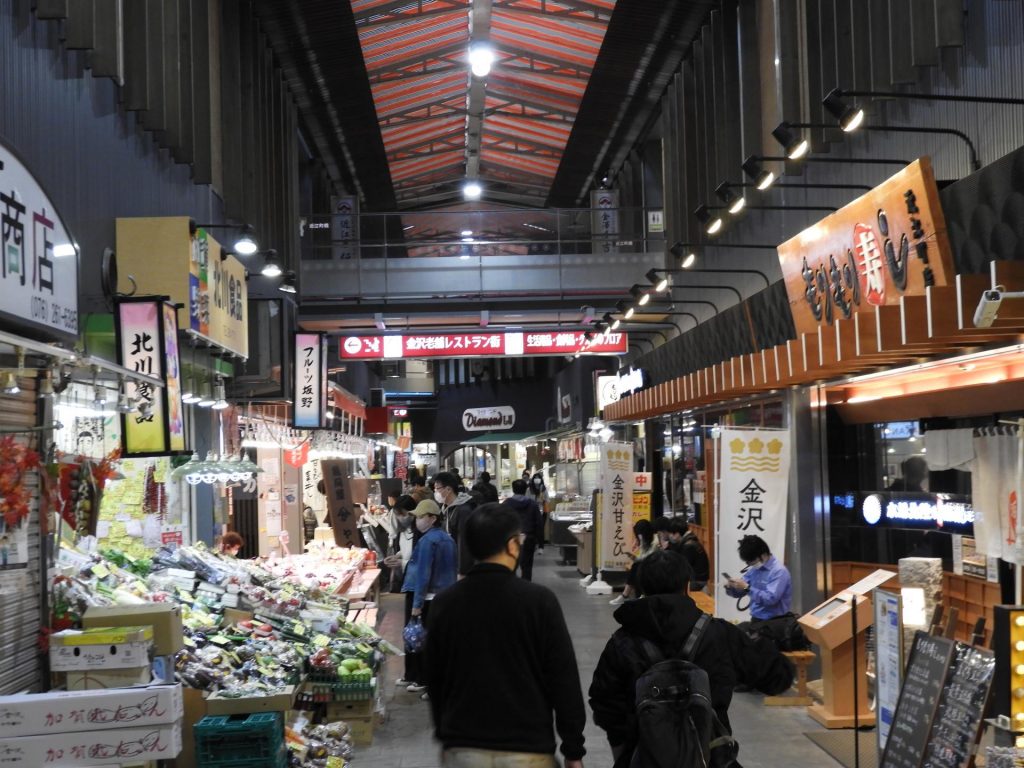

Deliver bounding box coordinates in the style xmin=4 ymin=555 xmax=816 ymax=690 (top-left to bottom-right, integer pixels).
xmin=0 ymin=140 xmax=79 ymax=341
xmin=462 ymin=406 xmax=516 ymax=432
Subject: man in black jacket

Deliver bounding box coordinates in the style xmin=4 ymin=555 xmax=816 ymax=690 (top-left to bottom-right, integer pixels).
xmin=425 ymin=504 xmax=586 ymax=768
xmin=666 ymin=517 xmax=710 ymax=591
xmin=502 ymin=479 xmax=544 ymax=581
xmin=471 ymin=471 xmax=500 ymax=504
xmin=589 ymin=549 xmax=793 ymax=768
xmin=434 ymin=471 xmax=479 ymax=576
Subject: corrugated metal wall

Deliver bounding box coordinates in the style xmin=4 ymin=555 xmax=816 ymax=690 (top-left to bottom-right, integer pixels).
xmin=631 ymin=0 xmax=1024 ymax=363
xmin=0 ymin=374 xmax=42 ymax=695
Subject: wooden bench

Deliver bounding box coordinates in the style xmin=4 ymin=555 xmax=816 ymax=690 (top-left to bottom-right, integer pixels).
xmin=764 ymin=650 xmax=816 ymax=707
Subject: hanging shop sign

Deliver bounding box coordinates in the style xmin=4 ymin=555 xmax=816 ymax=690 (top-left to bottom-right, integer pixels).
xmin=339 ymin=331 xmax=628 ymax=360
xmin=591 ymin=189 xmax=619 ymax=255
xmin=115 ymin=298 xmax=185 ymax=456
xmin=598 ymin=442 xmax=634 ymax=570
xmin=293 ymin=333 xmax=328 ymax=429
xmin=462 ymin=406 xmax=515 ymax=432
xmin=632 ymin=472 xmax=652 ymax=528
xmin=777 ymin=158 xmax=955 ymax=336
xmin=557 ymin=385 xmax=573 ymax=424
xmin=115 ymin=217 xmax=248 ymax=358
xmin=596 ymin=375 xmax=620 ymax=410
xmin=860 ymin=492 xmax=975 ymax=531
xmin=0 ymin=140 xmax=79 ymax=341
xmin=717 ymin=428 xmax=792 ymax=623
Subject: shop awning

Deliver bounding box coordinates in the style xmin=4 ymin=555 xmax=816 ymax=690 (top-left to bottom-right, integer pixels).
xmin=460 ymin=431 xmax=540 ymax=446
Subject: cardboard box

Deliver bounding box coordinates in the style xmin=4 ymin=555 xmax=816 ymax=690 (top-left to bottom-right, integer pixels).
xmin=205 ymin=686 xmax=296 ymax=716
xmin=0 ymin=684 xmax=183 ymax=738
xmin=346 ymin=715 xmax=374 ymax=747
xmin=222 ymin=607 xmax=254 ymax=627
xmin=324 ymin=698 xmax=374 ymax=721
xmin=50 ymin=627 xmax=154 ymax=672
xmin=167 ymin=687 xmax=206 ymax=768
xmin=84 ymin=604 xmax=184 ymax=655
xmin=0 ymin=723 xmax=181 ymax=766
xmin=67 ymin=666 xmax=152 ymax=690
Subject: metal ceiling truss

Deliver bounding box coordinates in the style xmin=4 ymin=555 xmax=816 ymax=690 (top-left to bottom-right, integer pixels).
xmin=492 ymin=0 xmax=614 ymax=21
xmin=356 ymin=3 xmax=470 ymax=30
xmin=496 ymin=46 xmax=594 ymax=77
xmin=363 ymin=41 xmax=468 ymax=80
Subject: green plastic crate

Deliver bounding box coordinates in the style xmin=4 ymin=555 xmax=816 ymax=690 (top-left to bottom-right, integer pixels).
xmin=195 ymin=712 xmax=284 ymax=766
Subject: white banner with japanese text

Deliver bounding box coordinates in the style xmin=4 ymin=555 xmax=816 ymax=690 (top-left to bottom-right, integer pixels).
xmin=599 ymin=442 xmax=634 ymax=571
xmin=716 ymin=428 xmax=791 ymax=623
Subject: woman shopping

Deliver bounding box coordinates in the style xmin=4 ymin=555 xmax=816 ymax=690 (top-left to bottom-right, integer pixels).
xmin=526 ymin=472 xmax=549 ymax=553
xmin=400 ymin=499 xmax=457 ymax=697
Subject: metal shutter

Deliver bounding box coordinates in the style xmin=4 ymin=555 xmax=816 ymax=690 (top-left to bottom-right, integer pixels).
xmin=0 ymin=373 xmax=43 ymax=694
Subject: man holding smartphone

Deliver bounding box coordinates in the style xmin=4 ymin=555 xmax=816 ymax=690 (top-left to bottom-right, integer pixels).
xmin=724 ymin=535 xmax=792 ymax=621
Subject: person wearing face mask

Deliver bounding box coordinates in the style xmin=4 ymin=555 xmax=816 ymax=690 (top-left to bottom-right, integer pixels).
xmin=725 ymin=535 xmax=792 ymax=622
xmin=424 ymin=503 xmax=587 ymax=768
xmin=433 ymin=471 xmax=479 ymax=576
xmin=526 ymin=472 xmax=549 ymax=553
xmin=401 ymin=499 xmax=458 ymax=696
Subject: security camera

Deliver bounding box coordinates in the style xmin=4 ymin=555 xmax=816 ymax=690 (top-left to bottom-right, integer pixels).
xmin=974 ymin=289 xmax=1003 ymax=328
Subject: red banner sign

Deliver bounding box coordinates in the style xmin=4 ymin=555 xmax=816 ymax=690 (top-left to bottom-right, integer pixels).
xmin=340 ymin=331 xmax=628 ymax=360
xmin=285 ymin=440 xmax=310 ymax=468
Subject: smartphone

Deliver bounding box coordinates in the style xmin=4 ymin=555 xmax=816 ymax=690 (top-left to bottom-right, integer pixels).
xmin=721 ymin=572 xmax=732 ymax=581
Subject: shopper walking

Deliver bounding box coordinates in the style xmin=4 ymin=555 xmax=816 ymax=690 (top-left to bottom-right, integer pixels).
xmin=526 ymin=472 xmax=549 ymax=553
xmin=424 ymin=503 xmax=587 ymax=768
xmin=589 ymin=549 xmax=793 ymax=768
xmin=609 ymin=519 xmax=658 ymax=605
xmin=725 ymin=534 xmax=792 ymax=621
xmin=401 ymin=499 xmax=457 ymax=695
xmin=471 ymin=471 xmax=500 ymax=504
xmin=666 ymin=517 xmax=709 ymax=591
xmin=501 ymin=480 xmax=544 ymax=581
xmin=434 ymin=470 xmax=479 ymax=575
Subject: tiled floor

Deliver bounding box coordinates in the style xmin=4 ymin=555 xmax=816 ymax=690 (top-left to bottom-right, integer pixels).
xmin=356 ymin=550 xmax=844 ymax=768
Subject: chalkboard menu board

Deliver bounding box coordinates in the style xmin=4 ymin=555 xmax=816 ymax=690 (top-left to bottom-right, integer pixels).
xmin=922 ymin=644 xmax=995 ymax=768
xmin=881 ymin=631 xmax=996 ymax=768
xmin=880 ymin=632 xmax=956 ymax=768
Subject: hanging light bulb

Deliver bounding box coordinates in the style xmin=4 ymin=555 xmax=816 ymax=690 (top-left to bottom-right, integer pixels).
xmin=211 ymin=377 xmax=230 ymax=410
xmin=38 ymin=369 xmax=55 ymax=400
xmin=1 ymin=371 xmax=19 ymax=396
xmin=116 ymin=392 xmax=137 ymax=414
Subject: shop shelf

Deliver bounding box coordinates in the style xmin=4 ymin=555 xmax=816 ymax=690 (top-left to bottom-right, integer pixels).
xmin=195 ymin=712 xmax=284 ymax=765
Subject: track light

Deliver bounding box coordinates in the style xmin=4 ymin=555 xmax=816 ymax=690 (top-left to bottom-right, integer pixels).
xmin=611 ymin=318 xmax=621 ymax=330
xmin=715 ymin=182 xmax=746 ymax=215
xmin=116 ymin=392 xmax=137 ymax=414
xmin=602 ymin=313 xmax=615 ymax=326
xmin=694 ymin=205 xmax=723 ymax=236
xmin=463 ymin=180 xmax=483 ymax=200
xmin=772 ymin=122 xmax=810 ymax=160
xmin=211 ymin=377 xmax=229 ymax=410
xmin=261 ymin=250 xmax=282 ymax=278
xmin=741 ymin=157 xmax=776 ymax=191
xmin=595 ymin=321 xmax=607 ymax=334
xmin=624 ymin=306 xmax=635 ymax=319
xmin=196 ymin=379 xmax=216 ymax=408
xmin=681 ymin=252 xmax=696 ymax=269
xmin=822 ymin=89 xmax=864 ymax=132
xmin=645 ymin=269 xmax=669 ymax=293
xmin=278 ymin=271 xmax=297 ymax=294
xmin=629 ymin=285 xmax=651 ymax=306
xmin=38 ymin=370 xmax=55 ymax=400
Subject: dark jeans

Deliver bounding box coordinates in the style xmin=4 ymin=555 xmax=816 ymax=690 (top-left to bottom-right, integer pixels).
xmin=518 ymin=534 xmax=538 ymax=581
xmin=539 ymin=514 xmax=547 ymax=546
xmin=404 ymin=598 xmax=432 ymax=685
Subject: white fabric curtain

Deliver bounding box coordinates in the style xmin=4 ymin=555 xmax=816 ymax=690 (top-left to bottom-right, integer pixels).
xmin=970 ymin=434 xmax=1020 ymax=560
xmin=924 ymin=428 xmax=975 ymax=471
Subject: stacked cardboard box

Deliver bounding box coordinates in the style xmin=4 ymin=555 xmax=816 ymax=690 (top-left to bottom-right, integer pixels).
xmin=50 ymin=626 xmax=155 ymax=690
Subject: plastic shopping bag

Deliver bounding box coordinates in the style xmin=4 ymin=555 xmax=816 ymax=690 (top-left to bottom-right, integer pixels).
xmin=403 ymin=616 xmax=426 ymax=653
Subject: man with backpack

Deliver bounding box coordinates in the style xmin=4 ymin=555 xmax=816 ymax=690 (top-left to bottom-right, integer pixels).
xmin=589 ymin=549 xmax=794 ymax=768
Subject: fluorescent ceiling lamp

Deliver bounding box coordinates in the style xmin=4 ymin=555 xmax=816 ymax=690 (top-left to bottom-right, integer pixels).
xmin=468 ymin=43 xmax=495 ymax=77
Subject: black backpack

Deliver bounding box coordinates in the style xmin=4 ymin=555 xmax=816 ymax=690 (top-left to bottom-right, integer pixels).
xmin=743 ymin=613 xmax=811 ymax=652
xmin=630 ymin=614 xmax=739 ymax=768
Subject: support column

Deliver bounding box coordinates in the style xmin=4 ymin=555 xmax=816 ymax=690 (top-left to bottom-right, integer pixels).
xmin=786 ymin=387 xmax=828 ymax=614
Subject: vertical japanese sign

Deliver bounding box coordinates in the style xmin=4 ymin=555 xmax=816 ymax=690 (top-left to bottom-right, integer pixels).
xmin=716 ymin=428 xmax=792 ymax=622
xmin=332 ymin=195 xmax=357 ymax=260
xmin=590 ymin=189 xmax=619 ymax=255
xmin=322 ymin=459 xmax=361 ymax=546
xmin=599 ymin=442 xmax=634 ymax=570
xmin=293 ymin=332 xmax=327 ymax=429
xmin=302 ymin=459 xmax=327 ymax=524
xmin=161 ymin=302 xmax=186 ymax=451
xmin=116 ymin=299 xmax=177 ymax=455
xmin=0 ymin=140 xmax=79 ymax=341
xmin=189 ymin=229 xmax=210 ymax=338
xmin=632 ymin=472 xmax=652 ymax=528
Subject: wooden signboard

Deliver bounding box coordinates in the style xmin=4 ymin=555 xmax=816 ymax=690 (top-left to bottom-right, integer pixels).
xmin=880 ymin=631 xmax=996 ymax=768
xmin=320 ymin=459 xmax=363 ymax=547
xmin=778 ymin=158 xmax=954 ymax=337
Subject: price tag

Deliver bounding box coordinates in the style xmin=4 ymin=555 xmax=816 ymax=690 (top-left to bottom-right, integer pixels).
xmin=91 ymin=563 xmax=110 ymax=578
xmin=313 ymin=634 xmax=331 ymax=648
xmin=292 ymin=622 xmax=306 ymax=637
xmin=209 ymin=635 xmax=231 ymax=646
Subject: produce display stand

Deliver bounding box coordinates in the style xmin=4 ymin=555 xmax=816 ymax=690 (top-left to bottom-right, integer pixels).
xmin=343 ymin=567 xmax=382 ymax=606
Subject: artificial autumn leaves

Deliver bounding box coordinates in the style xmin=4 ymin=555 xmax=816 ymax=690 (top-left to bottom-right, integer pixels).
xmin=0 ymin=435 xmax=40 ymax=528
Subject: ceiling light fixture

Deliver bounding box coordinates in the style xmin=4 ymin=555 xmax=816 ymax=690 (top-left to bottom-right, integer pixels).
xmin=715 ymin=182 xmax=746 ymax=215
xmin=624 ymin=306 xmax=635 ymax=319
xmin=468 ymin=43 xmax=495 ymax=77
xmin=772 ymin=122 xmax=810 ymax=160
xmin=191 ymin=221 xmax=259 ymax=256
xmin=694 ymin=204 xmax=723 ymax=236
xmin=630 ymin=284 xmax=651 ymax=306
xmin=1 ymin=372 xmax=19 ymax=396
xmin=211 ymin=377 xmax=230 ymax=410
xmin=611 ymin=318 xmax=621 ymax=330
xmin=463 ymin=180 xmax=483 ymax=200
xmin=461 ymin=230 xmax=473 ymax=237
xmin=645 ymin=269 xmax=669 ymax=293
xmin=681 ymin=252 xmax=696 ymax=269
xmin=261 ymin=250 xmax=282 ymax=278
xmin=278 ymin=271 xmax=297 ymax=294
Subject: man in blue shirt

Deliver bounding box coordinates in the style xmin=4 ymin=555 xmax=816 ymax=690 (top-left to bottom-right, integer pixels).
xmin=724 ymin=535 xmax=791 ymax=621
